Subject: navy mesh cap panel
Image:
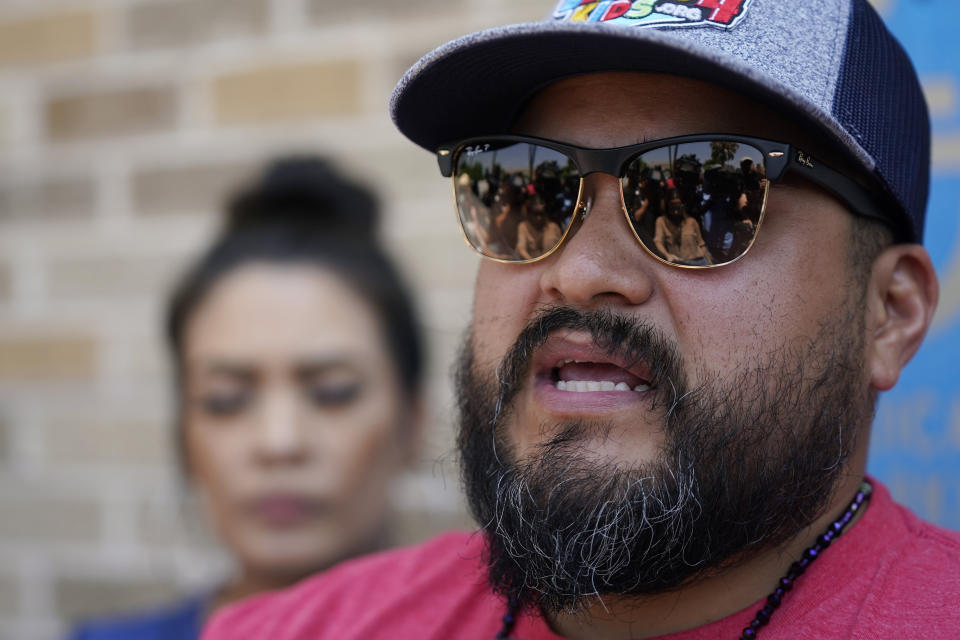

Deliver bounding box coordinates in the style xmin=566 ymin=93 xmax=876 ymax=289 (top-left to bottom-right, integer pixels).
xmin=834 ymin=0 xmax=930 ymax=241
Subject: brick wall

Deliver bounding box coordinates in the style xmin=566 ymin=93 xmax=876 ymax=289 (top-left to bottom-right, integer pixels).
xmin=0 ymin=1 xmax=544 ymax=637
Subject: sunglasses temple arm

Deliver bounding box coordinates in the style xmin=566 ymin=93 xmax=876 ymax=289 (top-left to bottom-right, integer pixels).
xmin=786 ymin=152 xmax=892 ymax=230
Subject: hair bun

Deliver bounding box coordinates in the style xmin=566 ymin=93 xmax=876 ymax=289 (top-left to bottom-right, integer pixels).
xmin=226 ymin=155 xmax=378 ymax=238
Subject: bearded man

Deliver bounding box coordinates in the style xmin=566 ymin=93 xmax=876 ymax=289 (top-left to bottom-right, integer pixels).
xmin=202 ymin=1 xmax=960 ymax=638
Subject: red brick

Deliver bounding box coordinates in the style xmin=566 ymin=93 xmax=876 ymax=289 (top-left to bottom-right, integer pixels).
xmin=45 ymin=87 xmax=178 ymax=142
xmin=0 ymin=493 xmax=100 ymax=544
xmin=307 ymin=0 xmax=465 ymax=22
xmin=47 ymin=255 xmax=180 ymax=299
xmin=133 ymin=162 xmax=252 ymax=216
xmin=126 ymin=0 xmax=268 ymax=50
xmin=213 ymin=60 xmax=362 ymax=124
xmin=44 ymin=420 xmax=170 ymax=467
xmin=0 ymin=335 xmax=98 ymax=379
xmin=0 ymin=10 xmax=97 ymax=67
xmin=0 ymin=176 xmax=96 ymax=222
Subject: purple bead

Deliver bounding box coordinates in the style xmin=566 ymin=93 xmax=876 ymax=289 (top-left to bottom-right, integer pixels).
xmin=756 ymin=608 xmax=771 ymax=625
xmin=806 ymin=547 xmax=819 ymax=559
xmin=750 ymin=619 xmax=762 ymax=630
xmin=774 ymin=587 xmax=786 ymax=598
xmin=742 ymin=629 xmax=756 ymax=638
xmin=780 ymin=576 xmax=793 ymax=590
xmin=767 ymin=592 xmax=782 ymax=607
xmin=798 ymin=556 xmax=811 ymax=568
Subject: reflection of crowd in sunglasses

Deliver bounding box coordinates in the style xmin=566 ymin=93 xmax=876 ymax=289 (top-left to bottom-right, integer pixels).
xmin=628 ymin=154 xmax=767 ymax=266
xmin=457 ymin=149 xmax=767 ymax=265
xmin=457 ymin=163 xmax=579 ymax=260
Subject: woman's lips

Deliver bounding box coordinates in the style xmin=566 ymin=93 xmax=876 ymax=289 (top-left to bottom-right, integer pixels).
xmin=250 ymin=495 xmax=324 ymax=527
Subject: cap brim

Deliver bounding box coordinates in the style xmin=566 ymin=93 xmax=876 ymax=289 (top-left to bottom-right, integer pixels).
xmin=389 ymin=21 xmax=872 ymax=175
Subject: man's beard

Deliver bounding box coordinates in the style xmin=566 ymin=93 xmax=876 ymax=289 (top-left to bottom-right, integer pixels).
xmin=455 ymin=306 xmax=873 ymax=615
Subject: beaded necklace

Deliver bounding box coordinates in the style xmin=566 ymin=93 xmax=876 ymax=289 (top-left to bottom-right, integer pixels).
xmin=495 ymin=480 xmax=873 ymax=640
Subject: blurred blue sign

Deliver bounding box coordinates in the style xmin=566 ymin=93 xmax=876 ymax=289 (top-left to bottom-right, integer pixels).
xmin=867 ymin=0 xmax=960 ymax=530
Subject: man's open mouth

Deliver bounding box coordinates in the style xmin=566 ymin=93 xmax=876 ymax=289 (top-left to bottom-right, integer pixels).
xmin=533 ymin=332 xmax=655 ymax=395
xmin=552 ymin=359 xmax=652 ymax=393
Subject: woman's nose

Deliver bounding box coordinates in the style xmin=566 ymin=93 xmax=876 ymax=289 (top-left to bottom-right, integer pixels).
xmin=254 ymin=389 xmax=308 ymax=465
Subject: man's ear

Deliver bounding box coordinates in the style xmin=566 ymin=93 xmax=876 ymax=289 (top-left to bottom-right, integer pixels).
xmin=865 ymin=244 xmax=939 ymax=391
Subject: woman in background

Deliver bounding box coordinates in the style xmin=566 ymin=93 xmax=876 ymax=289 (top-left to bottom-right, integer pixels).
xmin=653 ymin=188 xmax=712 ymax=266
xmin=65 ymin=157 xmax=424 ymax=639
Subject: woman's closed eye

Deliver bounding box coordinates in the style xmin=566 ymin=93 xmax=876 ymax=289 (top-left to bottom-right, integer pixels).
xmin=198 ymin=390 xmax=251 ymax=416
xmin=305 ymin=382 xmax=362 ymax=408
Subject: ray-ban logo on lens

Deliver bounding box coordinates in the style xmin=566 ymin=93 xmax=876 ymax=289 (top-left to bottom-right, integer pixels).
xmin=552 ymin=0 xmax=754 ymax=30
xmin=797 ymin=151 xmax=815 ymax=169
xmin=463 ymin=144 xmax=491 ymax=157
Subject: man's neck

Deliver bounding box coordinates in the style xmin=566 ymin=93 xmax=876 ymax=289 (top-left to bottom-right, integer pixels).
xmin=547 ymin=468 xmax=869 ymax=640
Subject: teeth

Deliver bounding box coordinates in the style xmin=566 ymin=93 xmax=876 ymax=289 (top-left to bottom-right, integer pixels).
xmin=555 ymin=380 xmax=652 ymax=393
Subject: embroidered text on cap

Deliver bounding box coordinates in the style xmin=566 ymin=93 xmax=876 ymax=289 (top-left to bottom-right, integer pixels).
xmin=551 ymin=0 xmax=756 ymax=29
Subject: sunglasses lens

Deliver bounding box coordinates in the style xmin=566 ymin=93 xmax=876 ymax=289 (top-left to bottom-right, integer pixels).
xmin=622 ymin=141 xmax=768 ymax=267
xmin=453 ymin=142 xmax=580 ymax=261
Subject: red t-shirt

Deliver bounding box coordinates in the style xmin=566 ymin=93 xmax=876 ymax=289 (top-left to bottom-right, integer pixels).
xmin=202 ymin=481 xmax=960 ymax=639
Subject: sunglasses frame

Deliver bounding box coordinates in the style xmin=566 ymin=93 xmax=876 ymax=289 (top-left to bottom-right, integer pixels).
xmin=438 ymin=133 xmax=891 ymax=268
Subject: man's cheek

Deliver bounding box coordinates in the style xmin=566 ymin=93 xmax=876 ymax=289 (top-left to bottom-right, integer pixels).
xmin=473 ymin=270 xmax=538 ymax=357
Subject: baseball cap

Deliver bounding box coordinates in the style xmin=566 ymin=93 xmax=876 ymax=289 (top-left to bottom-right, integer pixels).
xmin=390 ymin=0 xmax=929 ymax=242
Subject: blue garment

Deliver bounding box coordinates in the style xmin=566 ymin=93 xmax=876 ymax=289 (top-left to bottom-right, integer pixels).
xmin=64 ymin=594 xmax=205 ymax=640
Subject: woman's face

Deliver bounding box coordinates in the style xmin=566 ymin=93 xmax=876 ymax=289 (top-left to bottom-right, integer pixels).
xmin=182 ymin=263 xmax=414 ymax=581
xmin=667 ymin=198 xmax=686 ymax=221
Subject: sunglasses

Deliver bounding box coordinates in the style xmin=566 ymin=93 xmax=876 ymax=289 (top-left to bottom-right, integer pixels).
xmin=437 ymin=134 xmax=887 ymax=268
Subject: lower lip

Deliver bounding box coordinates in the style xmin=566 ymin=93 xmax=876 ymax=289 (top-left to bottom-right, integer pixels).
xmin=531 ymin=376 xmax=652 ymax=414
xmin=252 ymin=497 xmax=318 ymax=527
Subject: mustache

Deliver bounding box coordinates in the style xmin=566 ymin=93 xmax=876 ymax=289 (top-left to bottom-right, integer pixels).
xmin=491 ymin=306 xmax=689 ymax=419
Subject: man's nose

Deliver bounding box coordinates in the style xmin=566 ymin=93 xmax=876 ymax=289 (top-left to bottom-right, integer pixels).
xmin=254 ymin=388 xmax=308 ymax=465
xmin=538 ymin=173 xmax=656 ymax=307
